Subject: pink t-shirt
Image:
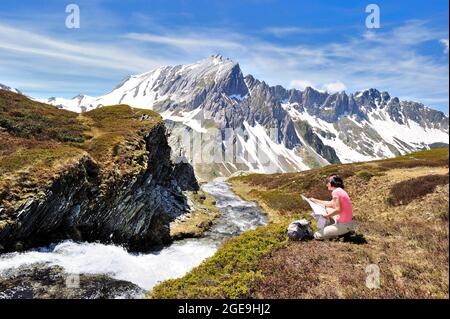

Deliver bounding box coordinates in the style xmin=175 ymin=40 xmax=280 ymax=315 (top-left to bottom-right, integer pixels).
xmin=331 ymin=187 xmax=353 ymax=223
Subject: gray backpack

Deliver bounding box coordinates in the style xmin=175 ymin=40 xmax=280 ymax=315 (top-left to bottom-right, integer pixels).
xmin=287 ymin=219 xmax=313 ymax=241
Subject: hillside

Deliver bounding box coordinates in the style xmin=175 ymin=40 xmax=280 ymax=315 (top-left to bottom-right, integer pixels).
xmin=0 ymin=89 xmax=162 ymax=211
xmin=151 ymin=149 xmax=449 ymax=298
xmin=0 ymin=90 xmax=200 ymax=252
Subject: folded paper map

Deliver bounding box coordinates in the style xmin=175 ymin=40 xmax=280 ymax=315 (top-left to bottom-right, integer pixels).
xmin=300 ymin=194 xmax=329 ymax=230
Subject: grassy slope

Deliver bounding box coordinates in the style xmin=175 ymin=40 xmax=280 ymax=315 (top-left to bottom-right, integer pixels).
xmin=151 ymin=149 xmax=449 ymax=298
xmin=0 ymin=90 xmax=161 ymax=225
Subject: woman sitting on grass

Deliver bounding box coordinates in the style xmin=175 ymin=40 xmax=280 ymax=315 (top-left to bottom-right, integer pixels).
xmin=310 ymin=174 xmax=353 ymax=240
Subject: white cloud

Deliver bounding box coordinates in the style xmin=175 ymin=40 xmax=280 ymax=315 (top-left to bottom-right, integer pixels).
xmin=289 ymin=80 xmax=346 ymax=93
xmin=440 ymin=38 xmax=449 ymax=54
xmin=289 ymin=79 xmax=313 ymax=90
xmin=323 ymin=81 xmax=346 ymax=92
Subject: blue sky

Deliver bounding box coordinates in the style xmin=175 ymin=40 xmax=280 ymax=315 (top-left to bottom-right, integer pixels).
xmin=0 ymin=0 xmax=448 ymax=113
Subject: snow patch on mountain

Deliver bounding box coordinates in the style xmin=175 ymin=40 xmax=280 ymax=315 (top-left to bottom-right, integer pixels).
xmin=239 ymin=121 xmax=309 ymax=173
xmin=45 ymin=95 xmax=96 ymax=113
xmin=366 ymin=109 xmax=449 ymax=148
xmin=282 ymin=102 xmax=379 ymax=163
xmin=161 ymin=108 xmax=207 ymax=133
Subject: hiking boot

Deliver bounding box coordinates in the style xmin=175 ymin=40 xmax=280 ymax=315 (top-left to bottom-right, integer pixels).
xmin=313 ymin=232 xmax=323 ymax=240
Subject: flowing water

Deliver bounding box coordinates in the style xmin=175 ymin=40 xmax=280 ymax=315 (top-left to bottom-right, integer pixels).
xmin=0 ymin=180 xmax=267 ymax=299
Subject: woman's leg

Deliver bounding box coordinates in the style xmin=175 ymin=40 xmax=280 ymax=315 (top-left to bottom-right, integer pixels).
xmin=314 ymin=222 xmax=353 ymax=240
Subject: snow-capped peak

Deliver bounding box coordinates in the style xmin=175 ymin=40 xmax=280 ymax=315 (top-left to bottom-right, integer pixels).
xmin=207 ymin=53 xmax=233 ymax=63
xmin=44 ymin=55 xmax=246 ymax=113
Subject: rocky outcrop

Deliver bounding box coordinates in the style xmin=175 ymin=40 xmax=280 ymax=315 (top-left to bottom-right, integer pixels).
xmin=0 ymin=264 xmax=144 ymax=299
xmin=0 ymin=123 xmax=199 ymax=253
xmin=295 ymin=121 xmax=341 ymax=164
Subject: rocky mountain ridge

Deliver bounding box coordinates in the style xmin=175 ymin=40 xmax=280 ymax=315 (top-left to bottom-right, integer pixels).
xmin=11 ymin=55 xmax=450 ymax=178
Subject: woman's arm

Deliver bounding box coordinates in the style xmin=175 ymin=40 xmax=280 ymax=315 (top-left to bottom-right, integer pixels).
xmin=310 ymin=198 xmax=333 ymax=207
xmin=324 ymin=196 xmax=342 ymax=219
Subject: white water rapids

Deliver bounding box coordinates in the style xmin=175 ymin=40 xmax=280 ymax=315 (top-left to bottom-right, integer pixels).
xmin=0 ymin=181 xmax=267 ymax=297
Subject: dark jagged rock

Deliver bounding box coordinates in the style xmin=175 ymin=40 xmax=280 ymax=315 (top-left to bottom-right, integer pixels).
xmin=0 ymin=123 xmax=197 ymax=253
xmin=171 ymin=162 xmax=200 ymax=191
xmin=295 ymin=121 xmax=341 ymax=164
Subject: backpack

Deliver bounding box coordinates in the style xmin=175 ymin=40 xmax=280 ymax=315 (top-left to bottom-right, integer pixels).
xmin=287 ymin=219 xmax=313 ymax=241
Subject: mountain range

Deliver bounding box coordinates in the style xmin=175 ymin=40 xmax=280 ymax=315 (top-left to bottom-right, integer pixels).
xmin=4 ymin=55 xmax=449 ymax=179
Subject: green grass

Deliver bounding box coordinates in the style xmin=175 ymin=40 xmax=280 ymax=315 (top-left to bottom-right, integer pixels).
xmin=170 ymin=190 xmax=221 ymax=239
xmin=150 ymin=223 xmax=289 ymax=299
xmin=0 ymin=94 xmax=161 ymax=174
xmin=81 ymin=105 xmax=160 ymax=165
xmin=387 ymin=173 xmax=449 ymax=206
xmin=0 ymin=90 xmax=88 ymax=143
xmin=355 ymin=170 xmax=380 ymax=181
xmin=84 ymin=104 xmax=159 ymax=131
xmin=251 ymin=189 xmax=305 ymax=214
xmin=406 ymin=148 xmax=449 ymax=159
xmin=374 ymin=148 xmax=449 ymax=169
xmin=0 ymin=145 xmax=82 ymax=176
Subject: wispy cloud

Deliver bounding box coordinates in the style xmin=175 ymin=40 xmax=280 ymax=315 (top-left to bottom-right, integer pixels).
xmin=0 ymin=22 xmax=171 ymax=97
xmin=0 ymin=23 xmax=165 ymax=73
xmin=124 ymin=32 xmax=244 ymax=50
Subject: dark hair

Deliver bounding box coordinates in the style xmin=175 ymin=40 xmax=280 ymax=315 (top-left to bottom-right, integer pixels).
xmin=326 ymin=174 xmax=344 ymax=189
